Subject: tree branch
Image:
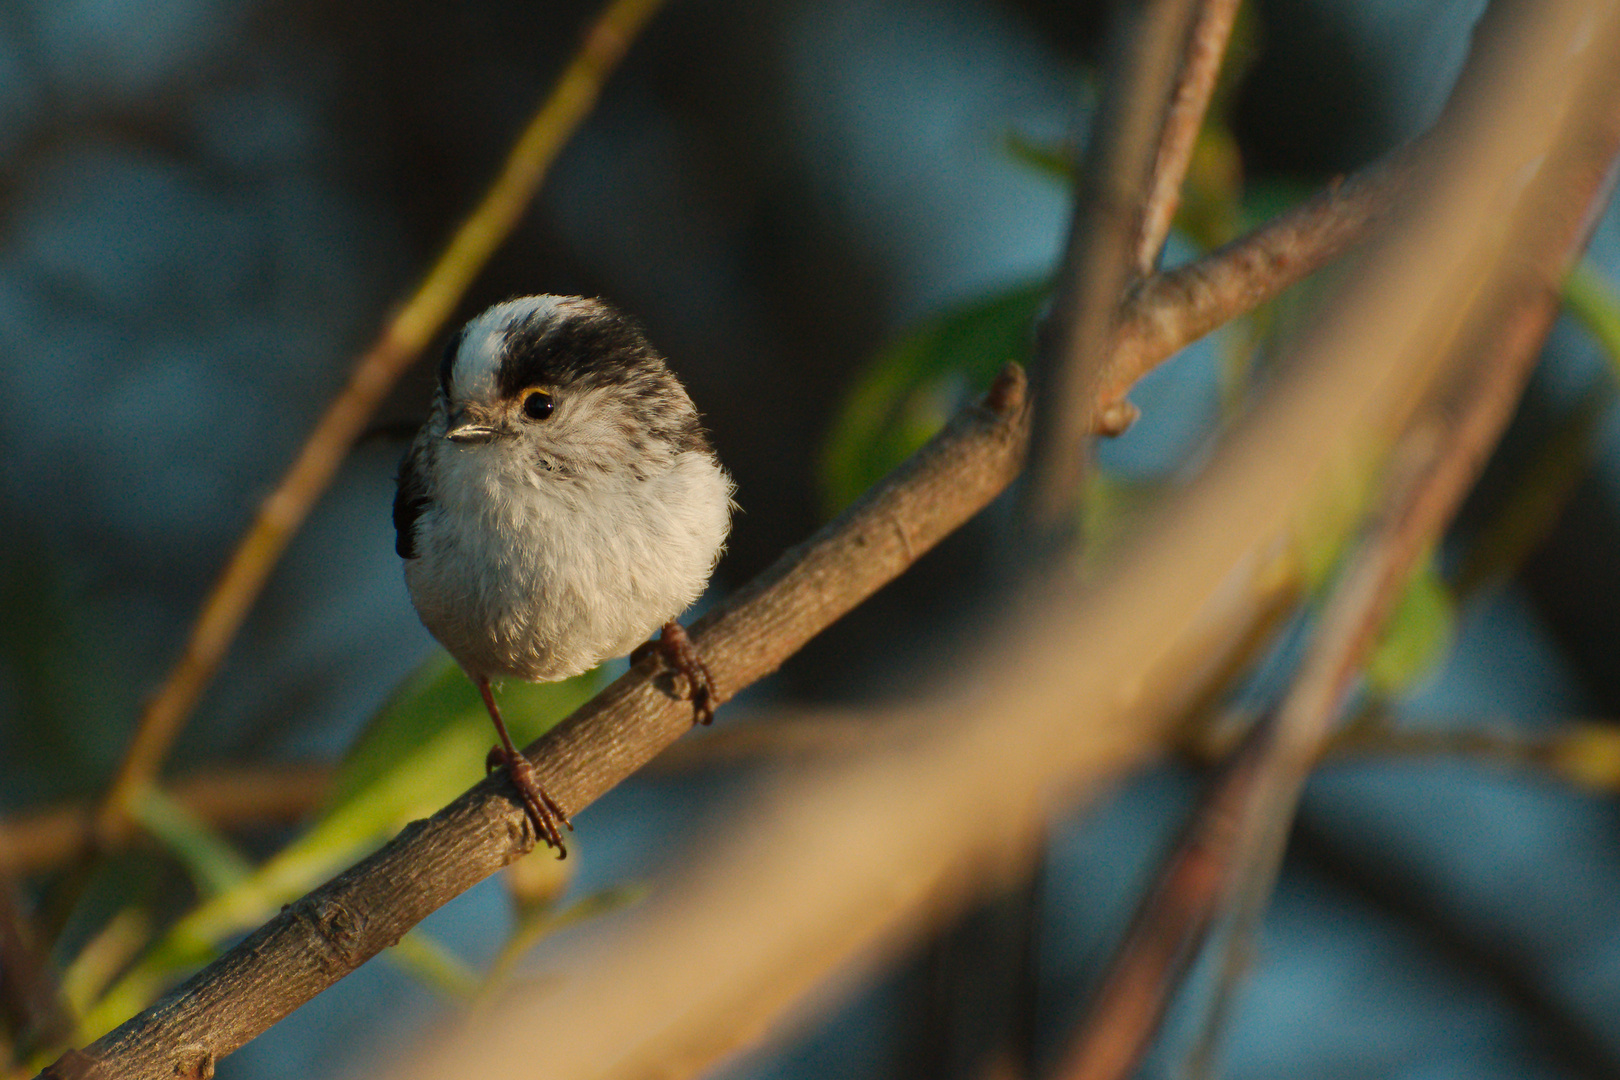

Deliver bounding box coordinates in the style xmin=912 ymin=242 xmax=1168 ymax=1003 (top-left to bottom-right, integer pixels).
xmin=1021 ymin=0 xmax=1209 ymax=538
xmin=347 ymin=6 xmax=1620 ymax=1076
xmin=1134 ymin=0 xmax=1244 ymax=275
xmin=1100 ymin=152 xmax=1409 ymax=434
xmin=46 ymin=366 xmax=1032 ymax=1080
xmin=93 ymin=0 xmax=668 ymax=845
xmin=1050 ymin=0 xmax=1620 ymax=1069
xmin=40 ymin=0 xmax=1620 ymax=1073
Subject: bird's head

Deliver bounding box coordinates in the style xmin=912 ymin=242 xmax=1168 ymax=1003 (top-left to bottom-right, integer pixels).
xmin=435 ymin=295 xmax=707 ymax=481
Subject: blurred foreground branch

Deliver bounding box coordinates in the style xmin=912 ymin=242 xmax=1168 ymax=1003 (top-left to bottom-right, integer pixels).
xmin=1054 ymin=0 xmax=1620 ymax=1072
xmin=378 ymin=1 xmax=1620 ymax=1078
xmin=1 ymin=767 xmax=332 ymax=879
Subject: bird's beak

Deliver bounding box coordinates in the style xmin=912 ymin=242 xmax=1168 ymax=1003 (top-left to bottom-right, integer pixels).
xmin=446 ymin=423 xmax=500 ymax=444
xmin=445 ymin=406 xmax=505 ymax=444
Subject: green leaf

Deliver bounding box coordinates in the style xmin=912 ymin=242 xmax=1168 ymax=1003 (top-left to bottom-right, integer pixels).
xmin=386 ymin=931 xmax=481 ymax=1000
xmin=819 ymin=283 xmax=1046 ymax=516
xmin=1365 ymin=558 xmax=1455 ymax=695
xmin=1003 ymin=130 xmax=1075 ymax=185
xmin=126 ymin=789 xmax=253 ymax=898
xmin=1563 ymin=259 xmax=1620 ymax=377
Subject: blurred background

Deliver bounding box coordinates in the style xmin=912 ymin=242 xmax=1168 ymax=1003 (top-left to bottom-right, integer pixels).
xmin=2 ymin=0 xmax=1619 ymax=1077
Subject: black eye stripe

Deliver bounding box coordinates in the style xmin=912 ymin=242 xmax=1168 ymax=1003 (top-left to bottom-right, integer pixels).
xmin=496 ymin=306 xmax=661 ymax=399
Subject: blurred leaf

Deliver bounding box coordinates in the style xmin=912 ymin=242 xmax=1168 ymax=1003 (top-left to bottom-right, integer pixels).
xmin=503 ymin=845 xmax=574 ymax=918
xmin=1289 ymin=447 xmax=1381 ymax=597
xmin=126 ymin=790 xmax=252 ymax=898
xmin=1544 ymin=722 xmax=1620 ymax=790
xmin=1174 ymin=126 xmax=1245 ymax=252
xmin=386 ymin=931 xmax=481 ymax=1000
xmin=1364 ymin=556 xmax=1455 ymax=695
xmin=0 ymin=554 xmax=131 ymax=795
xmin=1003 ymin=131 xmax=1075 ymax=185
xmin=58 ymin=910 xmax=150 ymax=1020
xmin=479 ymin=883 xmax=649 ymax=999
xmin=1563 ymin=259 xmax=1620 ymax=375
xmin=1078 ymin=471 xmax=1164 ymax=577
xmin=819 ymin=283 xmax=1045 ymax=516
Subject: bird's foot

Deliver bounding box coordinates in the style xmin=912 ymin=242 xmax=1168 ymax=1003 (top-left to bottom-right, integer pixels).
xmin=633 ymin=621 xmax=718 ymax=725
xmin=485 ymin=745 xmax=573 ymax=857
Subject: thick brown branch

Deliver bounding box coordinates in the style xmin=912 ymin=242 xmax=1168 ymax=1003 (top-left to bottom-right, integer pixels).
xmin=47 ymin=367 xmax=1032 ymax=1080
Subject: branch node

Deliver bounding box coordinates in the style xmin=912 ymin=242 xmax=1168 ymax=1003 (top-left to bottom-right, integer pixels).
xmin=1096 ymin=398 xmax=1142 ymax=437
xmin=289 ymin=894 xmax=370 ymax=971
xmin=983 ymin=363 xmax=1028 ymax=417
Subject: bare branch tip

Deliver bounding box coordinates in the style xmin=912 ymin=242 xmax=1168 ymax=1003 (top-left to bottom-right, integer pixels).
xmin=984 ymin=362 xmax=1029 ymax=416
xmin=1096 ymin=399 xmax=1141 ymax=437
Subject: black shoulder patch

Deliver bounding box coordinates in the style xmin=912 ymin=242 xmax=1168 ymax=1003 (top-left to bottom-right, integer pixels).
xmin=495 ymin=303 xmax=661 ymax=399
xmin=393 ymin=446 xmax=431 ymax=560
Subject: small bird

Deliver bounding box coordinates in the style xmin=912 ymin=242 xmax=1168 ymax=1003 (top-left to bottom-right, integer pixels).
xmin=394 ymin=295 xmax=734 ymax=855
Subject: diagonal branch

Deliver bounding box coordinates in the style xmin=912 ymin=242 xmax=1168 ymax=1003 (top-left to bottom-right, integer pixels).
xmin=1134 ymin=0 xmax=1244 ymax=275
xmin=1021 ymin=0 xmax=1210 ymax=538
xmin=1049 ymin=2 xmax=1620 ymax=1072
xmin=372 ymin=1 xmax=1620 ymax=1069
xmin=93 ymin=0 xmax=668 ymax=845
xmin=37 ymin=0 xmax=1620 ymax=1073
xmin=46 ymin=366 xmax=1033 ymax=1080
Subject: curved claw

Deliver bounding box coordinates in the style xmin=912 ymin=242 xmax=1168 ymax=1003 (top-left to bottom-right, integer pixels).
xmin=639 ymin=621 xmax=719 ymax=726
xmin=489 ymin=745 xmax=573 ymax=858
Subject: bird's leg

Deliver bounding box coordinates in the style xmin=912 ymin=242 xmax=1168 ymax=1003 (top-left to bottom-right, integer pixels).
xmin=476 ymin=676 xmax=572 ymax=857
xmin=631 ymin=621 xmax=718 ymax=725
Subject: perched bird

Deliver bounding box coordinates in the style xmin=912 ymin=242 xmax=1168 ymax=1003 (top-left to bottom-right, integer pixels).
xmin=394 ymin=295 xmax=734 ymax=855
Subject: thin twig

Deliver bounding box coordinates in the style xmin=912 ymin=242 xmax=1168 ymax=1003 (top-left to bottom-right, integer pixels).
xmin=1134 ymin=0 xmax=1244 ymax=275
xmin=0 ymin=879 xmax=71 ymax=1061
xmin=93 ymin=0 xmax=667 ymax=844
xmin=1 ymin=766 xmax=333 ymax=879
xmin=1049 ymin=0 xmax=1620 ymax=1067
xmin=1021 ymin=0 xmax=1208 ymax=538
xmin=956 ymin=9 xmax=1240 ymax=1068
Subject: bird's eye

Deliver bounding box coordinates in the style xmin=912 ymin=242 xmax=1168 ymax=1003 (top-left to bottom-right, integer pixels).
xmin=522 ymin=390 xmax=555 ymax=421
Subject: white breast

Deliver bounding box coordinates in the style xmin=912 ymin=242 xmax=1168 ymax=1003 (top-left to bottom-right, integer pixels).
xmin=405 ymin=443 xmax=732 ymax=684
